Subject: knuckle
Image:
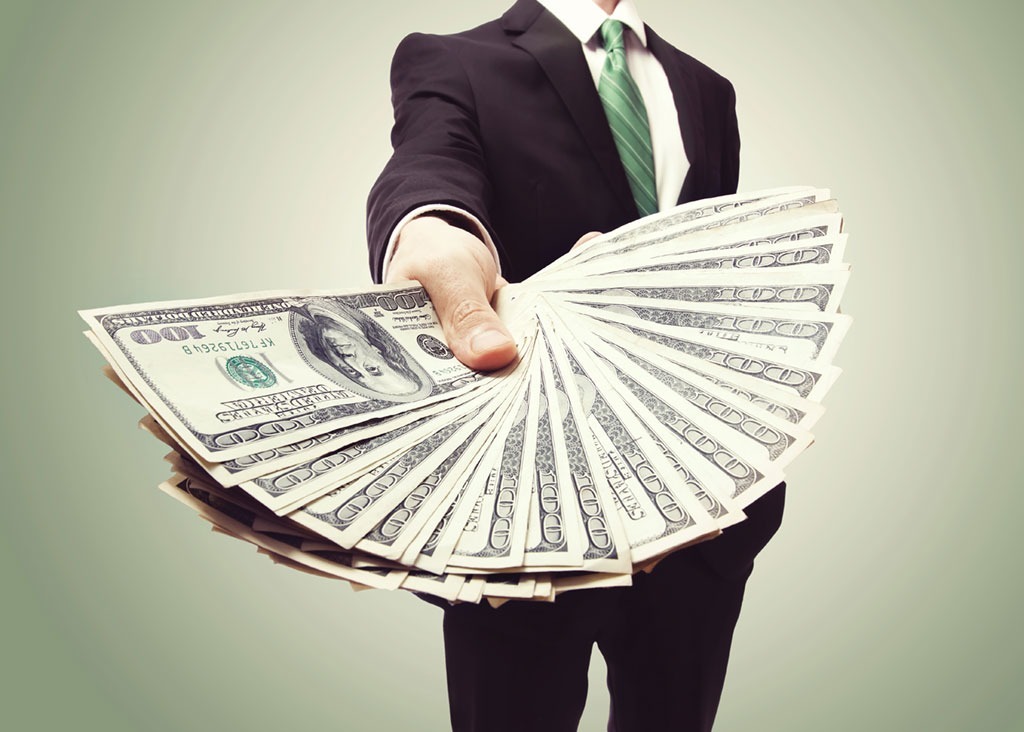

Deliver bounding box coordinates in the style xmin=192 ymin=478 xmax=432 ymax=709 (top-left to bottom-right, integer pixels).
xmin=446 ymin=298 xmax=495 ymax=335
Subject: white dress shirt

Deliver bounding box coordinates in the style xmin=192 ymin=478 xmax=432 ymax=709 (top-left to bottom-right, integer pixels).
xmin=383 ymin=0 xmax=688 ymax=279
xmin=539 ymin=0 xmax=688 ymax=210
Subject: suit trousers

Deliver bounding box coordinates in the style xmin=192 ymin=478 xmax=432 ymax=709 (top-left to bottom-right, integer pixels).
xmin=440 ymin=484 xmax=786 ymax=732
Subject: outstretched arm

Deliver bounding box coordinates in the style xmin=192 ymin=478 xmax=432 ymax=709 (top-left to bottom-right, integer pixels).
xmin=367 ymin=33 xmax=515 ymax=371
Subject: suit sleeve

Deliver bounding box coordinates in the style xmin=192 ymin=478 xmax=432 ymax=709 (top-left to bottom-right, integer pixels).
xmin=720 ymin=79 xmax=740 ymax=194
xmin=366 ymin=33 xmax=496 ymax=284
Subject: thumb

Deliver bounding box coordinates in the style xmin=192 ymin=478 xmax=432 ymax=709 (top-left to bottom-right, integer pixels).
xmin=572 ymin=230 xmax=603 ymax=250
xmin=432 ymin=279 xmax=517 ymax=372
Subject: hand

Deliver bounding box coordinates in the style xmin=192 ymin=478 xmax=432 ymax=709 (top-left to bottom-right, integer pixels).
xmin=386 ymin=220 xmax=603 ymax=372
xmin=386 ymin=216 xmax=516 ymax=371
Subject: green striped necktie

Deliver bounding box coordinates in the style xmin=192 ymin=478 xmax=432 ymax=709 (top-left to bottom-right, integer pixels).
xmin=597 ymin=19 xmax=658 ymax=217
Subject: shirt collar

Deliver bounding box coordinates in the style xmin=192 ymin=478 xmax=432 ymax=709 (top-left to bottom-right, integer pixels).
xmin=538 ymin=0 xmax=648 ymax=47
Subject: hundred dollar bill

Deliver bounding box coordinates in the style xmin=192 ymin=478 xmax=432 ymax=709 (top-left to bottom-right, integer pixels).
xmin=100 ymin=363 xmax=139 ymax=402
xmin=137 ymin=347 xmax=491 ymax=516
xmin=80 ymin=284 xmax=490 ymax=463
xmin=638 ymin=234 xmax=847 ymax=275
xmin=254 ymin=547 xmax=342 ymax=581
xmin=598 ymin=188 xmax=829 ymax=245
xmin=568 ymin=301 xmax=841 ymax=402
xmin=566 ymin=220 xmax=846 ymax=280
xmin=250 ymin=516 xmax=320 ymax=541
xmin=551 ymin=572 xmax=634 ymax=597
xmin=535 ymin=186 xmax=820 ymax=278
xmin=532 ymin=575 xmax=555 ymax=600
xmin=529 ymin=268 xmax=850 ymax=314
xmin=238 ymin=407 xmax=450 ymax=514
xmin=93 ymin=326 xmax=442 ymax=497
xmin=504 ymin=295 xmax=826 ymax=430
xmin=551 ymin=315 xmax=752 ymax=519
xmin=578 ymin=343 xmax=785 ymax=508
xmin=456 ymin=577 xmax=488 ymax=604
xmin=567 ymin=234 xmax=847 ymax=281
xmin=559 ymin=296 xmax=852 ymax=364
xmin=580 ymin=316 xmax=826 ymax=429
xmin=521 ymin=349 xmax=585 ymax=568
xmin=84 ymin=184 xmax=852 ymax=599
xmin=291 ymin=350 xmax=530 ymax=565
xmin=381 ymin=368 xmax=529 ymax=569
xmin=237 ymin=353 xmax=528 ymax=515
xmin=542 ymin=314 xmax=723 ymax=562
xmin=290 ymin=399 xmax=492 ymax=550
xmin=428 ymin=378 xmax=535 ymax=572
xmin=635 ymin=203 xmax=843 ymax=259
xmin=639 ymin=201 xmax=841 ymax=254
xmin=536 ymin=322 xmax=632 ymax=573
xmin=550 ymin=317 xmax=749 ymax=526
xmin=540 ymin=204 xmax=844 ymax=280
xmin=107 ymin=329 xmax=509 ymax=493
xmin=330 ymin=337 xmax=536 ymax=533
xmin=350 ymin=414 xmax=486 ymax=563
xmin=402 ymin=433 xmax=497 ymax=574
xmin=160 ymin=474 xmax=407 ymax=590
xmin=399 ymin=570 xmax=466 ymax=602
xmin=446 ymin=373 xmax=539 ymax=571
xmin=536 ymin=189 xmax=830 ymax=279
xmin=137 ymin=393 xmax=434 ymax=489
xmin=479 ymin=574 xmax=537 ymax=599
xmin=628 ymin=419 xmax=744 ymax=527
xmin=580 ymin=333 xmax=813 ymax=469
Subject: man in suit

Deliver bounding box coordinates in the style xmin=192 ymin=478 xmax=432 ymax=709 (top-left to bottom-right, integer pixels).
xmin=366 ymin=1 xmax=785 ymax=729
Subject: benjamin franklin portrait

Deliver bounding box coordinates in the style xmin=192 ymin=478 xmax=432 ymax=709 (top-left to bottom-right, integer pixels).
xmin=290 ymin=299 xmax=432 ymax=403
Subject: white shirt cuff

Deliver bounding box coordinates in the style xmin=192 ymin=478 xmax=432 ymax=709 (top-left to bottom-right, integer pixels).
xmin=381 ymin=204 xmax=502 ymax=282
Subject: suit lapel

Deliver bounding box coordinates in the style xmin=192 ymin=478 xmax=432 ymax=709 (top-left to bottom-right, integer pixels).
xmin=503 ymin=0 xmax=638 ymax=219
xmin=646 ymin=26 xmax=706 ymax=204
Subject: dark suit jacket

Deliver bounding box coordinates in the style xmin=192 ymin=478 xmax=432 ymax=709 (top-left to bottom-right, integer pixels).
xmin=366 ymin=0 xmax=783 ymax=578
xmin=366 ymin=0 xmax=740 ymax=284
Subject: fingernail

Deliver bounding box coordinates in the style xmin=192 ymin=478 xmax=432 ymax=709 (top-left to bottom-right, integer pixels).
xmin=470 ymin=328 xmax=512 ymax=355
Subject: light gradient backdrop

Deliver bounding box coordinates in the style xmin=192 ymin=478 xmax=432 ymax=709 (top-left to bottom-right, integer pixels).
xmin=2 ymin=1 xmax=1021 ymax=730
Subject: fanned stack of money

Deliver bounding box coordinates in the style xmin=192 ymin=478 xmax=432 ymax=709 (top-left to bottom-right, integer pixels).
xmin=80 ymin=185 xmax=850 ymax=606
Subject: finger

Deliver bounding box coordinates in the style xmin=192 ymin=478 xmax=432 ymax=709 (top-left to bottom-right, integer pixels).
xmin=572 ymin=231 xmax=603 ymax=250
xmin=432 ymin=273 xmax=517 ymax=371
xmin=387 ymin=216 xmax=517 ymax=371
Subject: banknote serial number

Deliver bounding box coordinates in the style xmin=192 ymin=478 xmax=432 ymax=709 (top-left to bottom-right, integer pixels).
xmin=181 ymin=338 xmax=275 ymax=355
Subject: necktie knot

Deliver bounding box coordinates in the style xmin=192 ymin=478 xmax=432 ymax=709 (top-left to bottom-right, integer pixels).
xmin=600 ymin=19 xmax=625 ymax=54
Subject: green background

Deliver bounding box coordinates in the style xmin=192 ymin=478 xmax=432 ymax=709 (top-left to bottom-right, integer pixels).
xmin=2 ymin=1 xmax=1021 ymax=729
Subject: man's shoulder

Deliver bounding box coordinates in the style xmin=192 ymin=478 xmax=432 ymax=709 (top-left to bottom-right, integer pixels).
xmin=646 ymin=26 xmax=735 ymax=94
xmin=392 ymin=0 xmax=544 ymax=59
xmin=395 ymin=15 xmax=509 ymax=54
xmin=392 ymin=22 xmax=515 ymax=76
